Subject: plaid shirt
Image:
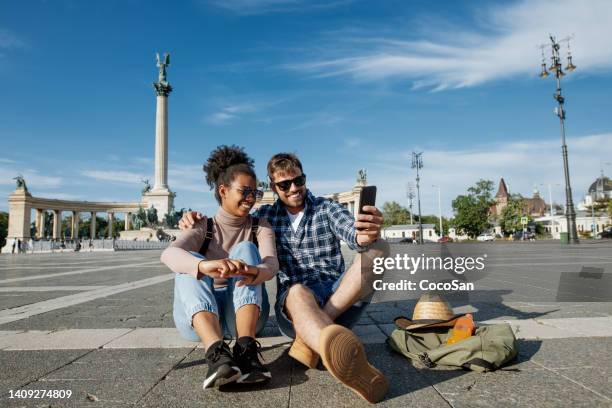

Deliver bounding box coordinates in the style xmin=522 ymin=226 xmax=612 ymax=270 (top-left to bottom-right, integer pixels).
xmin=254 ymin=190 xmax=361 ymax=294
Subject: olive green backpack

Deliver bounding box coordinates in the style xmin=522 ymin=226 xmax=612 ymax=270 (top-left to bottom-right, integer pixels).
xmin=387 ymin=316 xmax=518 ymax=372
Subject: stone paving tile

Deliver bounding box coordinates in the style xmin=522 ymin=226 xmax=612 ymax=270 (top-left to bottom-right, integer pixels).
xmin=0 ymin=349 xmax=196 ymax=407
xmin=0 ymin=350 xmax=91 ymax=397
xmin=522 ymin=337 xmax=612 ymax=369
xmin=2 ymin=378 xmax=151 ymax=408
xmin=44 ymin=349 xmax=192 ymax=381
xmin=103 ymin=328 xmax=195 ymax=349
xmin=0 ymin=291 xmax=82 ymax=310
xmin=288 ymin=344 xmax=449 ymax=407
xmin=0 ymin=330 xmax=53 ymax=350
xmin=138 ymin=344 xmax=291 ymax=408
xmin=352 ymin=324 xmax=387 ymax=344
xmin=426 ymin=367 xmax=611 ymax=408
xmin=543 ymin=367 xmax=612 ymax=400
xmin=2 ymin=329 xmax=132 ymax=350
xmin=0 ymin=282 xmax=174 ymax=331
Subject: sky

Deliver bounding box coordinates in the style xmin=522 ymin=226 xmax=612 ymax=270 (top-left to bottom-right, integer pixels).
xmin=1 ymin=0 xmax=612 ymax=218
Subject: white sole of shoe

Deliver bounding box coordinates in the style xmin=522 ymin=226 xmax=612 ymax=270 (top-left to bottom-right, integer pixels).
xmin=202 ymin=366 xmax=241 ymax=389
xmin=237 ymin=371 xmax=272 ymax=384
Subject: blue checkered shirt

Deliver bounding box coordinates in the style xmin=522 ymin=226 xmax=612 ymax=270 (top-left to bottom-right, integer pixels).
xmin=254 ymin=190 xmax=362 ymax=294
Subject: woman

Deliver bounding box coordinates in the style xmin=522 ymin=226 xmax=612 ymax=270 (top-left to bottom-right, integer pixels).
xmin=161 ymin=145 xmax=278 ymax=389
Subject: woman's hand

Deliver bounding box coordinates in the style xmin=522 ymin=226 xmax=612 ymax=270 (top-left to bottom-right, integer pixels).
xmin=179 ymin=211 xmax=204 ymax=230
xmin=235 ymin=266 xmax=260 ymax=287
xmin=198 ymin=259 xmax=248 ymax=279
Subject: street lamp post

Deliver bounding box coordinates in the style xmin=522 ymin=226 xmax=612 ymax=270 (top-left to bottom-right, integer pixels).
xmin=432 ymin=185 xmax=443 ymax=240
xmin=539 ymin=35 xmax=579 ymax=244
xmin=411 ymin=151 xmax=424 ymax=244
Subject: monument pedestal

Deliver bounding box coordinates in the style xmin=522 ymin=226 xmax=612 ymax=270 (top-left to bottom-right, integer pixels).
xmin=141 ymin=189 xmax=174 ymax=220
xmin=2 ymin=187 xmax=32 ymax=253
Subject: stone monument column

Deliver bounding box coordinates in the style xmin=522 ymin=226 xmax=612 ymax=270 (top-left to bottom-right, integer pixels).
xmin=35 ymin=209 xmax=43 ymax=239
xmin=38 ymin=210 xmax=46 ymax=239
xmin=71 ymin=211 xmax=80 ymax=239
xmin=53 ymin=210 xmax=61 ymax=239
xmin=154 ymin=89 xmax=169 ymax=191
xmin=108 ymin=212 xmax=114 ymax=238
xmin=142 ymin=52 xmax=174 ymax=220
xmin=124 ymin=212 xmax=131 ymax=230
xmin=90 ymin=212 xmax=97 ymax=239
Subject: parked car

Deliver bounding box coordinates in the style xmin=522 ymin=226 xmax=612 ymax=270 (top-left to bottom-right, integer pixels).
xmin=476 ymin=233 xmax=495 ymax=242
xmin=513 ymin=231 xmax=536 ymax=241
xmin=398 ymin=237 xmax=414 ymax=244
xmin=597 ymin=228 xmax=612 ymax=239
xmin=438 ymin=236 xmax=453 ymax=243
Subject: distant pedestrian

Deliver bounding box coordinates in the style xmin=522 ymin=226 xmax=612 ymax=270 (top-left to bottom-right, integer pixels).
xmin=11 ymin=239 xmax=16 ymax=254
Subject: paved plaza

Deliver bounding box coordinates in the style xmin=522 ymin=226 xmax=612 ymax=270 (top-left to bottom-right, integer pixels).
xmin=1 ymin=241 xmax=612 ymax=407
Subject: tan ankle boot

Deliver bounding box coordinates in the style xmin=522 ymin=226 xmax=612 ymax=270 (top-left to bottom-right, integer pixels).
xmin=319 ymin=324 xmax=388 ymax=404
xmin=288 ymin=335 xmax=320 ymax=369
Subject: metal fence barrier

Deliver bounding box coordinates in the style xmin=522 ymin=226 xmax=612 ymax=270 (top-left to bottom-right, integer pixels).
xmin=14 ymin=239 xmax=170 ymax=253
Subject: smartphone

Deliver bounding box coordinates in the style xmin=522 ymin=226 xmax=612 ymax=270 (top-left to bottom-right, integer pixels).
xmin=358 ymin=186 xmax=377 ymax=214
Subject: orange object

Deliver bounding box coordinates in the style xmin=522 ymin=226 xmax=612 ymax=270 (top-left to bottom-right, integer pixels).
xmin=446 ymin=314 xmax=475 ymax=345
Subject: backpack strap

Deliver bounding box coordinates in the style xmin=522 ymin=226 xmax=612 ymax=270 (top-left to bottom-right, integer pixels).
xmin=251 ymin=217 xmax=259 ymax=248
xmin=198 ymin=218 xmax=214 ymax=256
xmin=462 ymin=358 xmax=495 ymax=372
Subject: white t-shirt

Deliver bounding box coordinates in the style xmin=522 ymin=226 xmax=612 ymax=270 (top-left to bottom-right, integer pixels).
xmin=287 ymin=209 xmax=305 ymax=232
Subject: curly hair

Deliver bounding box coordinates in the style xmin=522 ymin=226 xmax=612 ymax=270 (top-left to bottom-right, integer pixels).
xmin=202 ymin=145 xmax=256 ymax=204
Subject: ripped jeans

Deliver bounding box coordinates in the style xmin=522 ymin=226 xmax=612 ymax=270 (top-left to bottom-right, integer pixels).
xmin=172 ymin=241 xmax=270 ymax=341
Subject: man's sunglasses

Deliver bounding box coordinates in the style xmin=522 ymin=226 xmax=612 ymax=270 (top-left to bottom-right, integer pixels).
xmin=272 ymin=174 xmax=307 ymax=192
xmin=235 ymin=187 xmax=264 ymax=201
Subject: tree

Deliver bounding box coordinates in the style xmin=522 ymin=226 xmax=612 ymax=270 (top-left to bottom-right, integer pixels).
xmin=499 ymin=194 xmax=526 ymax=235
xmin=451 ymin=179 xmax=495 ymax=238
xmin=418 ymin=214 xmax=451 ymax=236
xmin=381 ymin=201 xmax=411 ymax=227
xmin=0 ymin=212 xmax=8 ymax=249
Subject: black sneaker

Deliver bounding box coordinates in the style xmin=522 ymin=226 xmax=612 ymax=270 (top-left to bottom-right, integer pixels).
xmin=203 ymin=340 xmax=241 ymax=389
xmin=233 ymin=336 xmax=271 ymax=384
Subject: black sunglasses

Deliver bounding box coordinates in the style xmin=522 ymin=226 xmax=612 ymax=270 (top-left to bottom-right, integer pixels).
xmin=235 ymin=187 xmax=264 ymax=201
xmin=272 ymin=174 xmax=307 ymax=192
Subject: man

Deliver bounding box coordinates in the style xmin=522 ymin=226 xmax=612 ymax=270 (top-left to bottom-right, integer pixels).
xmin=180 ymin=153 xmax=388 ymax=403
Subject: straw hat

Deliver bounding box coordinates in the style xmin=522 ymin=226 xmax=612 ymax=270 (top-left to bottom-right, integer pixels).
xmin=394 ymin=294 xmax=462 ymax=330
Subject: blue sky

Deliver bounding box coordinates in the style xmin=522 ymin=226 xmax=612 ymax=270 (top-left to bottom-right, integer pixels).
xmin=1 ymin=0 xmax=611 ymax=217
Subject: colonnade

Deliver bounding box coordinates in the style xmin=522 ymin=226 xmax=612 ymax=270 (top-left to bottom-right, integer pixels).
xmin=32 ymin=208 xmax=134 ymax=239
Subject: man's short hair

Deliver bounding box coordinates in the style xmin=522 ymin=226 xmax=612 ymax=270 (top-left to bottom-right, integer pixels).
xmin=267 ymin=153 xmax=303 ymax=181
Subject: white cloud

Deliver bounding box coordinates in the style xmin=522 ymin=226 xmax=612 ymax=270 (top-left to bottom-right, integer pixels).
xmin=288 ymin=112 xmax=344 ymax=131
xmin=168 ymin=164 xmax=208 ymax=193
xmin=286 ymin=0 xmax=612 ymax=90
xmin=206 ymin=0 xmax=353 ymax=15
xmin=0 ymin=29 xmax=25 ymax=49
xmin=0 ymin=167 xmax=63 ymax=189
xmin=205 ymin=99 xmax=287 ymax=125
xmin=344 ymin=137 xmax=361 ymax=148
xmin=365 ymin=133 xmax=612 ymax=217
xmin=309 ymin=179 xmax=356 ymax=194
xmin=81 ymin=170 xmax=146 ymax=184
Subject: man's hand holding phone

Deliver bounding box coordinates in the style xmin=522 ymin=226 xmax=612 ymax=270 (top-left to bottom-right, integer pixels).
xmin=355 ymin=205 xmax=383 ymax=246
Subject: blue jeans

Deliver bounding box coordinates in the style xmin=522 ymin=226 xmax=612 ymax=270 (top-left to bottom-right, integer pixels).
xmin=274 ymin=268 xmax=369 ymax=339
xmin=173 ymin=241 xmax=270 ymax=342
